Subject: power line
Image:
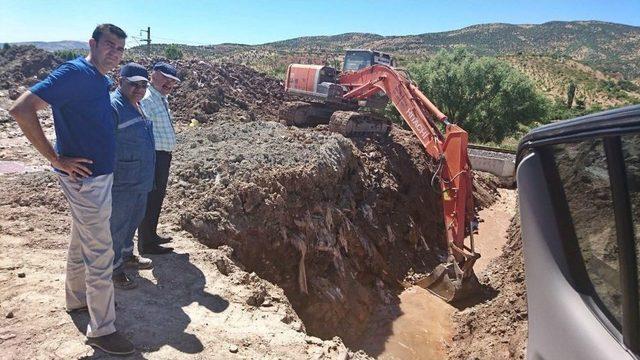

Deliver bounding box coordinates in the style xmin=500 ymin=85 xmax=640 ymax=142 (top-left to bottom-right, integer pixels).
xmin=140 ymin=27 xmax=151 ymax=55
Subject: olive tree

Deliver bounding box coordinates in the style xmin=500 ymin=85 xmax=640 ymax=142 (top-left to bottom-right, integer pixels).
xmin=409 ymin=49 xmax=547 ymax=143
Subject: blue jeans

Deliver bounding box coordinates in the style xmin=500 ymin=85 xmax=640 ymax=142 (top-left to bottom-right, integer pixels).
xmin=110 ymin=191 xmax=148 ymax=275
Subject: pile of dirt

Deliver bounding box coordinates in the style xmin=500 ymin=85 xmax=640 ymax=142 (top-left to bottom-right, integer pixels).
xmin=131 ymin=58 xmax=285 ymax=124
xmin=0 ymin=45 xmax=62 ymax=91
xmin=473 ymin=172 xmax=500 ymax=209
xmin=448 ymin=210 xmax=527 ymax=359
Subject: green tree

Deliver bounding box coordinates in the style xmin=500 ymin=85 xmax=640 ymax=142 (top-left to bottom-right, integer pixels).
xmin=409 ymin=49 xmax=547 ymax=143
xmin=54 ymin=49 xmax=81 ymax=61
xmin=2 ymin=43 xmax=10 ymax=50
xmin=164 ymin=44 xmax=183 ymax=60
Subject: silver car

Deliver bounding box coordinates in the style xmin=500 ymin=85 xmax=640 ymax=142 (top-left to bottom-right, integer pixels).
xmin=517 ymin=105 xmax=640 ymax=359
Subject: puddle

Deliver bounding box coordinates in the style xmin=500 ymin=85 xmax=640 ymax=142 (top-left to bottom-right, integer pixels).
xmin=359 ymin=286 xmax=454 ymax=359
xmin=0 ymin=161 xmax=49 ymax=174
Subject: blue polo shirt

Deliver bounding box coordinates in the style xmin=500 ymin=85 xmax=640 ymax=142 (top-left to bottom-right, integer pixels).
xmin=30 ymin=57 xmax=115 ymax=176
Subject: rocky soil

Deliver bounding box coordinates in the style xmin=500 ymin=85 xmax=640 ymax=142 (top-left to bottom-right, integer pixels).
xmin=0 ymin=45 xmax=62 ymax=91
xmin=448 ymin=210 xmax=527 ymax=360
xmin=129 ymin=57 xmax=286 ymax=124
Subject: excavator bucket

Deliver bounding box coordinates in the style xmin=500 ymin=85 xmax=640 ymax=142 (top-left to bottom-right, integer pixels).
xmin=416 ymin=262 xmax=482 ymax=303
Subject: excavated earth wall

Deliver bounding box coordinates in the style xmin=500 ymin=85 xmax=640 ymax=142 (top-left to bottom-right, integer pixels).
xmin=164 ymin=119 xmax=454 ymax=345
xmin=449 ymin=211 xmax=527 ymax=359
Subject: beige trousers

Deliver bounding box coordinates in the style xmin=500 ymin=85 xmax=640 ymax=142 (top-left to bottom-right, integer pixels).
xmin=59 ymin=173 xmax=116 ymax=338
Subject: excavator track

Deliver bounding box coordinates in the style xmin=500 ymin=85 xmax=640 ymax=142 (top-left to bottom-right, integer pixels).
xmin=279 ymin=101 xmax=334 ymax=127
xmin=328 ymin=111 xmax=392 ymax=137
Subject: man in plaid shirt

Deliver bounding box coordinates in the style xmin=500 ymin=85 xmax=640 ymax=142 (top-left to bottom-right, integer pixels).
xmin=138 ymin=62 xmax=180 ymax=255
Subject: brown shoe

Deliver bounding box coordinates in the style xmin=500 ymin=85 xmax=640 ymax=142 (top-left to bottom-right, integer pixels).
xmin=86 ymin=331 xmax=135 ymax=355
xmin=124 ymin=255 xmax=153 ymax=270
xmin=112 ymin=272 xmax=137 ymax=290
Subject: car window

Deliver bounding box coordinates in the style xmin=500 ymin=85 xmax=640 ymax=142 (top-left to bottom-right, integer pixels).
xmin=552 ymin=138 xmax=623 ymax=327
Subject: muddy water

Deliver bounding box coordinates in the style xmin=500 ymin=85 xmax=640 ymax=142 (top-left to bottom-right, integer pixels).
xmin=359 ymin=286 xmax=455 ymax=359
xmin=359 ymin=188 xmax=517 ymax=359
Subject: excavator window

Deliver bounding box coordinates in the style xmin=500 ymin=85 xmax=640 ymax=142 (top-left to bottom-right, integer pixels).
xmin=343 ymin=51 xmax=374 ymax=72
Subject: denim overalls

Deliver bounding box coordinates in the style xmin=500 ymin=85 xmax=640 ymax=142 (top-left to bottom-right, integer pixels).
xmin=110 ymin=89 xmax=156 ymax=274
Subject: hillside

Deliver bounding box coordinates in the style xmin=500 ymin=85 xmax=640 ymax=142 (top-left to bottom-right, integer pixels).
xmin=502 ymin=54 xmax=640 ymax=109
xmin=1 ymin=41 xmax=88 ymax=52
xmin=262 ymin=21 xmax=640 ymax=79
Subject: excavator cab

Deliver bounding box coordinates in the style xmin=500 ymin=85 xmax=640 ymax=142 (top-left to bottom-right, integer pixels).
xmin=343 ymin=49 xmax=395 ymax=72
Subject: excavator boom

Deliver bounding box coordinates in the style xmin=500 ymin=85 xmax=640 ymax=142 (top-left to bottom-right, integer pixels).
xmin=339 ymin=65 xmax=480 ymax=302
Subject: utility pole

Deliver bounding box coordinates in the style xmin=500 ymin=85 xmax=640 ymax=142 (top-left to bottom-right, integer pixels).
xmin=140 ymin=27 xmax=151 ymax=56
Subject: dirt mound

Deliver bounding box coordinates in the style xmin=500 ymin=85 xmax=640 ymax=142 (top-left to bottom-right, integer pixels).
xmin=473 ymin=172 xmax=500 ymax=209
xmin=448 ymin=209 xmax=527 ymax=359
xmin=166 ymin=118 xmax=501 ymax=347
xmin=129 ymin=58 xmax=285 ymax=124
xmin=0 ymin=45 xmax=63 ymax=90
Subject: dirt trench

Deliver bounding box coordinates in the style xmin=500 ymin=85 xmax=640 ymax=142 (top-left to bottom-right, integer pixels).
xmin=165 ymin=119 xmax=457 ymax=347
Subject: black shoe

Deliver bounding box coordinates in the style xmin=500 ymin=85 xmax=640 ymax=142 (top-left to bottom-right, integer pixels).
xmin=154 ymin=235 xmax=173 ymax=244
xmin=86 ymin=331 xmax=135 ymax=355
xmin=124 ymin=255 xmax=154 ymax=270
xmin=112 ymin=272 xmax=137 ymax=290
xmin=140 ymin=244 xmax=173 ymax=255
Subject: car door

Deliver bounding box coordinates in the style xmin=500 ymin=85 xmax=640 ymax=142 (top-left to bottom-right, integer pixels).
xmin=516 ymin=105 xmax=640 ymax=360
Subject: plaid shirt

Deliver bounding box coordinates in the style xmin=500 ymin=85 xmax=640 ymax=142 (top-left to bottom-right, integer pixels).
xmin=140 ymin=85 xmax=176 ymax=152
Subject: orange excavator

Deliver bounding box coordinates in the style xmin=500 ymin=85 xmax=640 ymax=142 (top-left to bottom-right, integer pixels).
xmin=280 ymin=49 xmax=480 ymax=302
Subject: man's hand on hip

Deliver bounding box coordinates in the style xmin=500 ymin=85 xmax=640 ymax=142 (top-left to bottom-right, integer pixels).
xmin=52 ymin=156 xmax=93 ymax=181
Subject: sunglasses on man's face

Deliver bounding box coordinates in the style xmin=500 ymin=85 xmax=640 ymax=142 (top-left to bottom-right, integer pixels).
xmin=126 ymin=79 xmax=149 ymax=89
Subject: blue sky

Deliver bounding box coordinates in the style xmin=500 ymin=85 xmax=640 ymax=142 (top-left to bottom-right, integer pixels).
xmin=1 ymin=0 xmax=639 ymax=46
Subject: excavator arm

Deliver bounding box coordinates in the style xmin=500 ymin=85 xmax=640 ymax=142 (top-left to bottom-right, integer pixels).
xmin=339 ymin=65 xmax=480 ymax=301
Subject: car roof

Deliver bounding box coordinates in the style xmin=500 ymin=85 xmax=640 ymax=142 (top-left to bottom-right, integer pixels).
xmin=517 ymin=105 xmax=640 ymax=163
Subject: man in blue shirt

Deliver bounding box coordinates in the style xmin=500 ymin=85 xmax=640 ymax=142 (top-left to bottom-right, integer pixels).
xmin=110 ymin=63 xmax=156 ymax=289
xmin=9 ymin=24 xmax=134 ymax=355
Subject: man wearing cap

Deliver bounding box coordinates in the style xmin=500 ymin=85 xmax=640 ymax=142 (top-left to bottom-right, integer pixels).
xmin=138 ymin=62 xmax=180 ymax=255
xmin=9 ymin=24 xmax=134 ymax=355
xmin=110 ymin=63 xmax=156 ymax=289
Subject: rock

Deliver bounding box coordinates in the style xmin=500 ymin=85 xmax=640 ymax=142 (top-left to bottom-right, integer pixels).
xmin=6 ymin=311 xmax=14 ymax=318
xmin=0 ymin=333 xmax=16 ymax=340
xmin=17 ymin=272 xmax=25 ymax=278
xmin=246 ymin=288 xmax=266 ymax=307
xmin=215 ymin=258 xmax=229 ymax=276
xmin=228 ymin=344 xmax=238 ymax=353
xmin=305 ymin=336 xmax=323 ymax=346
